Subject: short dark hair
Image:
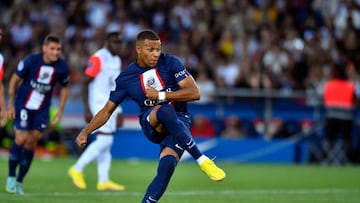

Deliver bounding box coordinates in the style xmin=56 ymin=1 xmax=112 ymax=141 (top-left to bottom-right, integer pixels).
xmin=106 ymin=31 xmax=123 ymax=42
xmin=44 ymin=34 xmax=61 ymax=44
xmin=332 ymin=62 xmax=348 ymax=80
xmin=136 ymin=30 xmax=160 ymax=43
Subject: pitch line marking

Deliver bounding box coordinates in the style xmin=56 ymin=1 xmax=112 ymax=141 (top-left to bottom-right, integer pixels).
xmin=1 ymin=188 xmax=358 ymax=197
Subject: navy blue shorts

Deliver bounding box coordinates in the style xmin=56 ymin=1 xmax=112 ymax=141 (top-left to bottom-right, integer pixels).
xmin=14 ymin=107 xmax=49 ymax=131
xmin=139 ymin=108 xmax=190 ymax=157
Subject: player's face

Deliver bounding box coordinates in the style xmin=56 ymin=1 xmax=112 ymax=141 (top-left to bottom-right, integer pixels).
xmin=42 ymin=42 xmax=61 ymax=64
xmin=136 ymin=39 xmax=161 ymax=68
xmin=107 ymin=37 xmax=122 ymax=55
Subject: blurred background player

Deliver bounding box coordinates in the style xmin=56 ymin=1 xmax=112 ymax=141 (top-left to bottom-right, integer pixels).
xmin=0 ymin=28 xmax=8 ymax=127
xmin=6 ymin=34 xmax=70 ymax=195
xmin=68 ymin=32 xmax=125 ymax=191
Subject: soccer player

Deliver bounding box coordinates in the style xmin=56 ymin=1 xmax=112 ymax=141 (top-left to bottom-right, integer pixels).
xmin=68 ymin=32 xmax=125 ymax=191
xmin=5 ymin=34 xmax=70 ymax=195
xmin=0 ymin=28 xmax=8 ymax=127
xmin=75 ymin=29 xmax=226 ymax=202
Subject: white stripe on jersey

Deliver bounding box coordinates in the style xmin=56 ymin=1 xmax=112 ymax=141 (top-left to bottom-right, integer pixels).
xmin=140 ymin=69 xmax=165 ymax=91
xmin=25 ymin=65 xmax=54 ymax=110
xmin=25 ymin=90 xmax=45 ymax=110
xmin=37 ymin=65 xmax=54 ymax=83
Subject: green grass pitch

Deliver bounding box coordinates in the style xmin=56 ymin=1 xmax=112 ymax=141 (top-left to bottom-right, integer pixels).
xmin=0 ymin=158 xmax=359 ymax=203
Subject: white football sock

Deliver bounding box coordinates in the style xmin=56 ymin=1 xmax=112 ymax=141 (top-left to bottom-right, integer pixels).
xmin=97 ymin=137 xmax=113 ymax=183
xmin=196 ymin=155 xmax=208 ymax=165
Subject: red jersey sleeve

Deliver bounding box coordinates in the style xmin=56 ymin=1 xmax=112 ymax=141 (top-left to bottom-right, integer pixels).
xmin=84 ymin=55 xmax=101 ymax=77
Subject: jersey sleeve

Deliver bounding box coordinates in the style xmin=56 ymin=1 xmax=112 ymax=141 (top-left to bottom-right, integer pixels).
xmin=15 ymin=55 xmax=32 ymax=78
xmin=58 ymin=60 xmax=70 ymax=86
xmin=168 ymin=55 xmax=190 ymax=83
xmin=109 ymin=74 xmax=128 ymax=105
xmin=85 ymin=55 xmax=101 ymax=78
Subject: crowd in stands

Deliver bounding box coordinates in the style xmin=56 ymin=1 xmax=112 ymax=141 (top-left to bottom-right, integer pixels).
xmin=0 ymin=0 xmax=359 ymax=159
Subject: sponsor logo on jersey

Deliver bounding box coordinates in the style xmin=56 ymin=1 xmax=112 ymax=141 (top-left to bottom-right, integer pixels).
xmin=174 ymin=69 xmax=187 ymax=78
xmin=30 ymin=80 xmax=52 ymax=94
xmin=31 ymin=65 xmax=54 ymax=94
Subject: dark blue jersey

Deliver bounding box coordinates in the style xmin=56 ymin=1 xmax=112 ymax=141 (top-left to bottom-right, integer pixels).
xmin=110 ymin=53 xmax=191 ymax=116
xmin=15 ymin=53 xmax=69 ymax=111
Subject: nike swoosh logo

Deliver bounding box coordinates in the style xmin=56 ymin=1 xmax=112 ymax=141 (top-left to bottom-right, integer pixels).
xmin=149 ymin=196 xmax=157 ymax=202
xmin=175 ymin=144 xmax=184 ymax=151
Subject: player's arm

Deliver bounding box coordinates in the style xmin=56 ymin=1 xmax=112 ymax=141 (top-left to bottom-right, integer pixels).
xmin=0 ymin=82 xmax=7 ymax=127
xmin=7 ymin=74 xmax=22 ymax=120
xmin=76 ymin=100 xmax=117 ymax=148
xmin=0 ymin=82 xmax=6 ymax=112
xmin=83 ymin=56 xmax=101 ymax=122
xmin=81 ymin=75 xmax=94 ymax=123
xmin=51 ymin=85 xmax=69 ymax=125
xmin=146 ymin=76 xmax=200 ymax=102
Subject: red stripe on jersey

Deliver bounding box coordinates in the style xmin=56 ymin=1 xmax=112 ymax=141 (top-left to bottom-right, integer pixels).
xmin=140 ymin=73 xmax=146 ymax=93
xmin=0 ymin=64 xmax=3 ymax=81
xmin=154 ymin=67 xmax=165 ymax=89
xmin=85 ymin=56 xmax=102 ymax=77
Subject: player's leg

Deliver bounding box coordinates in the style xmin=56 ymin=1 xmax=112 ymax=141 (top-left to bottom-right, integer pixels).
xmin=149 ymin=104 xmax=202 ymax=159
xmin=149 ymin=104 xmax=226 ymax=181
xmin=96 ymin=135 xmax=125 ymax=191
xmin=68 ymin=132 xmax=101 ymax=189
xmin=15 ymin=129 xmax=42 ymax=195
xmin=340 ymin=119 xmax=353 ymax=163
xmin=323 ymin=118 xmax=338 ymax=163
xmin=141 ymin=145 xmax=181 ymax=203
xmin=6 ymin=130 xmax=28 ymax=193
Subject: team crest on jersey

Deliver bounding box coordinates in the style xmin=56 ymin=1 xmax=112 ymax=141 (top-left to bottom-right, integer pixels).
xmin=140 ymin=68 xmax=167 ymax=106
xmin=37 ymin=65 xmax=54 ymax=84
xmin=140 ymin=68 xmax=165 ymax=91
xmin=40 ymin=72 xmax=49 ymax=80
xmin=147 ymin=77 xmax=155 ymax=86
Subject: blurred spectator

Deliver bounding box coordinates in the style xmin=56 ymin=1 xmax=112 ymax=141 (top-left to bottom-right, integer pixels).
xmin=262 ymin=41 xmax=291 ymax=89
xmin=190 ymin=114 xmax=215 ymax=138
xmin=220 ymin=116 xmax=247 ymax=139
xmin=300 ymin=119 xmax=313 ymax=135
xmin=346 ymin=61 xmax=360 ymax=97
xmin=194 ymin=66 xmax=216 ymax=104
xmin=215 ymin=55 xmax=240 ymax=88
xmin=305 ymin=61 xmax=329 ymax=106
xmin=254 ymin=118 xmax=291 ymax=140
xmin=322 ymin=62 xmax=357 ymax=164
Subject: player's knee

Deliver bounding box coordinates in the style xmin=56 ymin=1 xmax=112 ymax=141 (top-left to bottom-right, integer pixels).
xmin=156 ymin=104 xmax=177 ymax=122
xmin=159 ymin=155 xmax=177 ymax=173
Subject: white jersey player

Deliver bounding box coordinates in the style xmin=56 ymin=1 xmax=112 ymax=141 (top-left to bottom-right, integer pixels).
xmin=68 ymin=32 xmax=125 ymax=191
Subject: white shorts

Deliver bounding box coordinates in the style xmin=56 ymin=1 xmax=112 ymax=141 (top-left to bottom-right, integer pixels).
xmin=90 ymin=100 xmax=122 ymax=134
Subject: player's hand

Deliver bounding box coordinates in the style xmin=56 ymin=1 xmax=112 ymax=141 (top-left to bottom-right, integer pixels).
xmin=145 ymin=84 xmax=159 ymax=100
xmin=7 ymin=104 xmax=15 ymax=120
xmin=51 ymin=111 xmax=62 ymax=125
xmin=76 ymin=131 xmax=88 ymax=149
xmin=0 ymin=109 xmax=7 ymax=127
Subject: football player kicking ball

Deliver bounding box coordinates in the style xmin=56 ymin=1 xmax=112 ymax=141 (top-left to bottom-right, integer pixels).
xmin=75 ymin=29 xmax=226 ymax=203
